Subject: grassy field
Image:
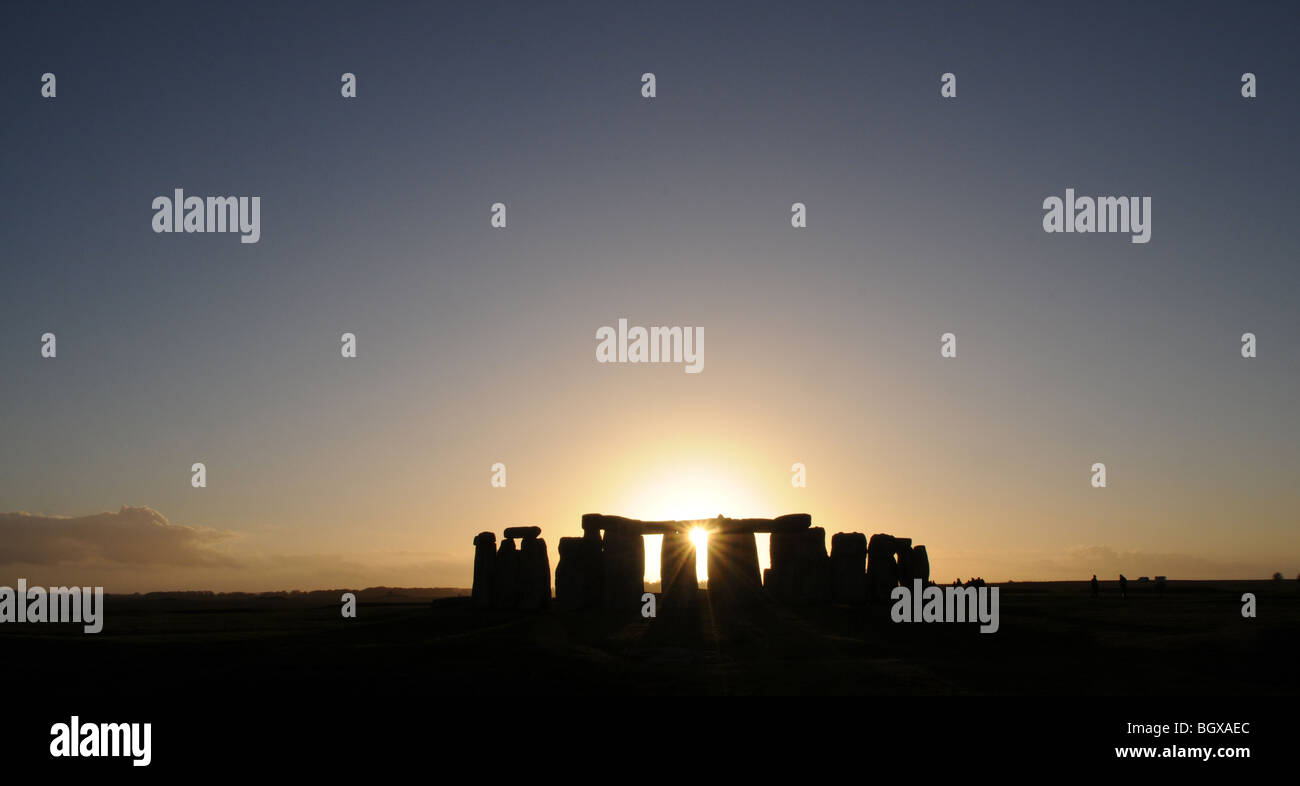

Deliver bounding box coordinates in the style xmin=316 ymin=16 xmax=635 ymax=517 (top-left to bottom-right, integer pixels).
xmin=4 ymin=580 xmax=1296 ymax=697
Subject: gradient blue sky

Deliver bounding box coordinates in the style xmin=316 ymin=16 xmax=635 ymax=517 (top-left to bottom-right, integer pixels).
xmin=2 ymin=1 xmax=1297 ymax=591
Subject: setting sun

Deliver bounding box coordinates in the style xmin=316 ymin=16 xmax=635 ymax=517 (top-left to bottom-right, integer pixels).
xmin=616 ymin=459 xmax=777 ymax=586
xmin=689 ymin=526 xmax=710 ymax=582
xmin=616 ymin=461 xmax=771 ymax=523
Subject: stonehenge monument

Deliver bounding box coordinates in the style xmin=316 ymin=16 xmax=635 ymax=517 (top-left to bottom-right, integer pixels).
xmin=866 ymin=533 xmax=932 ymax=601
xmin=470 ymin=526 xmax=552 ymax=611
xmin=473 ymin=513 xmax=932 ymax=614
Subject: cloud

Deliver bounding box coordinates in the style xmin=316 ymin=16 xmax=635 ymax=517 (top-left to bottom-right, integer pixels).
xmin=0 ymin=505 xmax=473 ymax=592
xmin=0 ymin=505 xmax=237 ymax=568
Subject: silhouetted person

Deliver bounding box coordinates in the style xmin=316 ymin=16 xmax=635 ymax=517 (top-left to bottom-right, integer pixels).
xmin=1118 ymin=574 xmax=1128 ymax=600
xmin=1090 ymin=574 xmax=1099 ymax=598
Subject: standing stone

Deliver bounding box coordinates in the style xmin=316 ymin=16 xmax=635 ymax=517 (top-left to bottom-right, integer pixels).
xmin=660 ymin=529 xmax=698 ymax=608
xmin=472 ymin=532 xmax=496 ymax=609
xmin=910 ymin=545 xmax=930 ymax=586
xmin=517 ymin=535 xmax=551 ymax=610
xmin=768 ymin=528 xmax=828 ymax=603
xmin=555 ymin=537 xmax=586 ymax=610
xmin=794 ymin=527 xmax=831 ymax=603
xmin=895 ymin=538 xmax=915 ymax=587
xmin=581 ymin=529 xmax=604 ymax=608
xmin=830 ymin=532 xmax=867 ymax=604
xmin=602 ymin=521 xmax=645 ymax=610
xmin=492 ymin=538 xmax=519 ymax=609
xmin=767 ymin=531 xmax=800 ymax=601
xmin=867 ymin=534 xmax=901 ymax=601
xmin=769 ymin=531 xmax=798 ymax=573
xmin=707 ymin=531 xmax=762 ymax=606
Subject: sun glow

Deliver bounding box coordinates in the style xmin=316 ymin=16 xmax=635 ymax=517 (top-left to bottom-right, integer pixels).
xmin=688 ymin=526 xmax=709 ymax=583
xmin=617 ymin=462 xmax=770 ymax=522
xmin=616 ymin=459 xmax=778 ymax=585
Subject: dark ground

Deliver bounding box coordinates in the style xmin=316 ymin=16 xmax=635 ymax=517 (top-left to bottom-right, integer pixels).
xmin=5 ymin=581 xmax=1297 ymax=698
